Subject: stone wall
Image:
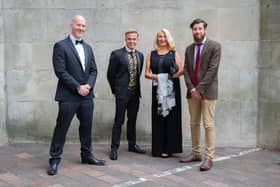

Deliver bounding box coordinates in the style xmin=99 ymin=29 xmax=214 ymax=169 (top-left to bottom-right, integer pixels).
xmin=258 ymin=0 xmax=280 ymax=150
xmin=0 ymin=0 xmax=7 ymax=145
xmin=0 ymin=0 xmax=260 ymax=147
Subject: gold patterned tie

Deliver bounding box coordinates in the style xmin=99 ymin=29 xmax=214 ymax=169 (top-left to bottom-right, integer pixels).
xmin=128 ymin=52 xmax=137 ymax=90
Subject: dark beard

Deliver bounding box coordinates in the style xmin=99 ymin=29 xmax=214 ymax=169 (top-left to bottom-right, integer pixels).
xmin=193 ymin=34 xmax=205 ymax=43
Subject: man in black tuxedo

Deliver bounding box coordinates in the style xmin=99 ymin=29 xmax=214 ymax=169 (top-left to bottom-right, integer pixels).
xmin=107 ymin=29 xmax=145 ymax=160
xmin=47 ymin=15 xmax=105 ymax=176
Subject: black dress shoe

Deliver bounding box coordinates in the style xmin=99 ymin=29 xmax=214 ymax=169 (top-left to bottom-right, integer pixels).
xmin=81 ymin=155 xmax=106 ymax=166
xmin=47 ymin=158 xmax=60 ymax=176
xmin=128 ymin=144 xmax=146 ymax=154
xmin=110 ymin=149 xmax=118 ymax=160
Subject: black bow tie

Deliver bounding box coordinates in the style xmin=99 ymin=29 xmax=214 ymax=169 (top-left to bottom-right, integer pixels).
xmin=75 ymin=40 xmax=83 ymax=45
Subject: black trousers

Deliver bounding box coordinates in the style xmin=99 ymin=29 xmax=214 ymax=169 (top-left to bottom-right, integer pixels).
xmin=111 ymin=90 xmax=140 ymax=150
xmin=49 ymin=99 xmax=94 ymax=159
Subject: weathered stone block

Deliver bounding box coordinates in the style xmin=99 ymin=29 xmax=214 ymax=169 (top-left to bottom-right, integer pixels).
xmin=123 ymin=0 xmax=180 ymax=9
xmin=96 ymin=8 xmax=121 ymax=25
xmin=97 ymin=0 xmax=118 ymax=9
xmin=3 ymin=9 xmax=49 ymax=43
xmin=218 ymin=0 xmax=259 ymax=8
xmin=7 ymin=101 xmax=35 ymax=141
xmin=121 ymin=9 xmax=156 ymax=31
xmin=0 ymin=100 xmax=7 ymax=145
xmin=95 ymin=78 xmax=112 ymax=100
xmin=92 ymin=99 xmax=116 ymax=141
xmin=93 ymin=41 xmax=122 ymax=73
xmin=0 ymin=73 xmax=4 ymax=99
xmin=259 ymin=69 xmax=280 ymax=103
xmin=0 ymin=11 xmax=4 ymax=43
xmin=6 ymin=70 xmax=37 ymax=101
xmin=259 ymin=41 xmax=272 ymax=68
xmin=2 ymin=0 xmax=47 ymax=8
xmin=260 ymin=41 xmax=280 ymax=69
xmin=240 ymin=100 xmax=257 ymax=139
xmin=94 ymin=23 xmax=122 ymax=42
xmin=32 ymin=43 xmax=53 ymax=71
xmin=219 ymin=69 xmax=241 ymax=100
xmin=33 ymin=101 xmax=57 ymax=142
xmin=215 ymin=100 xmax=249 ymax=146
xmin=5 ymin=43 xmax=32 ymax=70
xmin=0 ymin=44 xmax=4 ymax=72
xmin=271 ymin=41 xmax=280 ymax=67
xmin=239 ymin=70 xmax=258 ymax=99
xmin=221 ymin=41 xmax=258 ymax=70
xmin=257 ymin=101 xmax=280 ymax=150
xmin=34 ymin=70 xmax=57 ymax=101
xmin=46 ymin=9 xmax=97 ymax=43
xmin=218 ymin=7 xmax=259 ymax=41
xmin=47 ymin=0 xmax=97 ymax=9
xmin=260 ymin=1 xmax=280 ymax=40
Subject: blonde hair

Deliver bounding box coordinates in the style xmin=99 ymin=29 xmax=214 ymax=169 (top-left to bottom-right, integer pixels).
xmin=154 ymin=28 xmax=176 ymax=51
xmin=125 ymin=29 xmax=139 ymax=37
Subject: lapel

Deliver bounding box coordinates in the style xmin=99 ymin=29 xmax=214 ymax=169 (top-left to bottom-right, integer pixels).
xmin=66 ymin=36 xmax=81 ymax=63
xmin=66 ymin=36 xmax=86 ymax=72
xmin=135 ymin=50 xmax=141 ymax=75
xmin=189 ymin=43 xmax=195 ymax=71
xmin=199 ymin=38 xmax=210 ymax=68
xmin=83 ymin=43 xmax=89 ymax=71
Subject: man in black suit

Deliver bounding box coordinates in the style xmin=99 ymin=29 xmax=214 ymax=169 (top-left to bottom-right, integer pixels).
xmin=47 ymin=15 xmax=105 ymax=176
xmin=107 ymin=29 xmax=145 ymax=160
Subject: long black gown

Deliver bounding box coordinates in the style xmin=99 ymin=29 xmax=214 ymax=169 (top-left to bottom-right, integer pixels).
xmin=150 ymin=50 xmax=182 ymax=157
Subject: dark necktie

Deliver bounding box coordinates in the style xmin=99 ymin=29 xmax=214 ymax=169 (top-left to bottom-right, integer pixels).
xmin=193 ymin=43 xmax=202 ymax=86
xmin=75 ymin=39 xmax=83 ymax=45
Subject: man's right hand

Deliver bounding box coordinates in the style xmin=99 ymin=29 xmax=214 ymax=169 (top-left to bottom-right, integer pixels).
xmin=78 ymin=85 xmax=90 ymax=96
xmin=191 ymin=88 xmax=202 ymax=100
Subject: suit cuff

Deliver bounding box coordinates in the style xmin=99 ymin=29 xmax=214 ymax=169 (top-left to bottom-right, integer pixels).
xmin=196 ymin=87 xmax=204 ymax=95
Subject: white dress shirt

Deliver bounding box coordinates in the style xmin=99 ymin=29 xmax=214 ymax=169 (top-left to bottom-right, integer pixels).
xmin=125 ymin=46 xmax=135 ymax=53
xmin=70 ymin=35 xmax=86 ymax=71
xmin=194 ymin=36 xmax=207 ymax=67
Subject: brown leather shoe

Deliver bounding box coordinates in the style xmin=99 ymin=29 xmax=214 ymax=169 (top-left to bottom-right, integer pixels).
xmin=179 ymin=154 xmax=202 ymax=163
xmin=200 ymin=159 xmax=213 ymax=171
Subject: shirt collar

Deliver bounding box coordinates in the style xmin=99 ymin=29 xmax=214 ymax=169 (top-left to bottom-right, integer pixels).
xmin=195 ymin=36 xmax=207 ymax=46
xmin=70 ymin=34 xmax=83 ymax=46
xmin=125 ymin=46 xmax=136 ymax=53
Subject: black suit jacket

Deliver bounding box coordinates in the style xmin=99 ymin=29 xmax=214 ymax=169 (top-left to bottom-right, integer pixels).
xmin=53 ymin=36 xmax=98 ymax=102
xmin=107 ymin=47 xmax=144 ymax=99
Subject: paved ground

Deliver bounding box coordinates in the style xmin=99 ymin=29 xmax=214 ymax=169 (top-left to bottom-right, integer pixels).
xmin=0 ymin=143 xmax=279 ymax=187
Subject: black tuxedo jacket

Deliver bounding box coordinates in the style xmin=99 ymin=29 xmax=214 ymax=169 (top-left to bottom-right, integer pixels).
xmin=107 ymin=47 xmax=144 ymax=99
xmin=52 ymin=36 xmax=98 ymax=102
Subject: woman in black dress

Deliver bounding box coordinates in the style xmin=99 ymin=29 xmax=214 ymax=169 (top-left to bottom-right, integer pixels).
xmin=145 ymin=28 xmax=183 ymax=157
